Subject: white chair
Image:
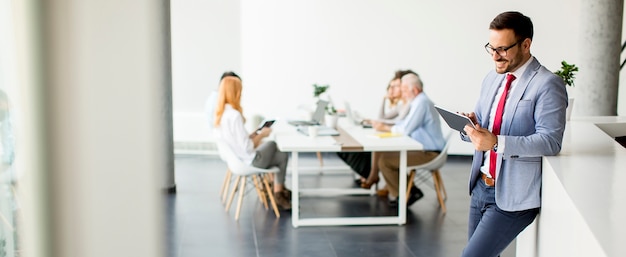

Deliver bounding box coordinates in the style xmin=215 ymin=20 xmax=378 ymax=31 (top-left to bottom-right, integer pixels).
xmin=215 ymin=141 xmax=281 ymax=220
xmin=219 ymin=169 xmax=232 ymax=203
xmin=406 ymin=131 xmax=453 ymax=214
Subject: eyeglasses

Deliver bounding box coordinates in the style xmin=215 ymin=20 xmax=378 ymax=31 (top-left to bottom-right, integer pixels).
xmin=484 ymin=40 xmax=521 ymax=57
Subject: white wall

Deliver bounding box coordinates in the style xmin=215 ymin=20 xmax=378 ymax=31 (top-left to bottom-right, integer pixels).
xmin=171 ymin=0 xmax=241 ymax=110
xmin=173 ymin=0 xmax=616 ymax=155
xmin=171 ymin=0 xmax=241 ymax=142
xmin=240 ymin=0 xmax=580 ymax=120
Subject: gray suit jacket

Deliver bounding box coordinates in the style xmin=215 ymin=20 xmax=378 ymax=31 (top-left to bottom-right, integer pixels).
xmin=465 ymin=57 xmax=568 ymax=211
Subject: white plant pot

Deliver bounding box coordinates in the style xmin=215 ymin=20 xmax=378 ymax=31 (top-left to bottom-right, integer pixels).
xmin=325 ymin=114 xmax=338 ymax=128
xmin=566 ymin=97 xmax=574 ymax=121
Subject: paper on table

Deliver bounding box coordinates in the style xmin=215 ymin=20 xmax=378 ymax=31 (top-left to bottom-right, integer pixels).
xmin=368 ymin=132 xmax=402 ymax=138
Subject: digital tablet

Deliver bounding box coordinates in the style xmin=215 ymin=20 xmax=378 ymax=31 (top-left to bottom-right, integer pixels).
xmin=434 ymin=105 xmax=476 ymax=133
xmin=256 ymin=119 xmax=276 ymax=131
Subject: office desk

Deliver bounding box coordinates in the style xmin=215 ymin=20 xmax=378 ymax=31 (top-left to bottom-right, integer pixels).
xmin=516 ymin=116 xmax=626 ymax=257
xmin=274 ymin=121 xmax=423 ymax=227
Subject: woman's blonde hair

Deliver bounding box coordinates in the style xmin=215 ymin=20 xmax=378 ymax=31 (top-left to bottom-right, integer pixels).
xmin=214 ymin=76 xmax=244 ymax=126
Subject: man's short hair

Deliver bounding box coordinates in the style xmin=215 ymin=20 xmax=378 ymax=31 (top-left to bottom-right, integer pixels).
xmin=401 ymin=73 xmax=423 ymax=91
xmin=220 ymin=71 xmax=241 ymax=81
xmin=489 ymin=11 xmax=533 ymax=42
xmin=393 ymin=69 xmax=418 ymax=80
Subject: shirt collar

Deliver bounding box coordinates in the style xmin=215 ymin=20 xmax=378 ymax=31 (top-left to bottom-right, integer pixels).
xmin=509 ymin=55 xmax=534 ymax=79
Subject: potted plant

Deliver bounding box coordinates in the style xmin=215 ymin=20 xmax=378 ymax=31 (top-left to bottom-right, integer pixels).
xmin=554 ymin=60 xmax=578 ymax=120
xmin=554 ymin=61 xmax=578 ymax=87
xmin=313 ymin=84 xmax=329 ymax=98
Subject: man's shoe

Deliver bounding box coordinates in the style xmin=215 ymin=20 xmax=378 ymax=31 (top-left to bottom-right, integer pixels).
xmin=407 ymin=187 xmax=424 ymax=207
xmin=274 ymin=192 xmax=292 ymax=210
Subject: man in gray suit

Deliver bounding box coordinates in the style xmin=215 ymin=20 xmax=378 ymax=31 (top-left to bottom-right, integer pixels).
xmin=460 ymin=11 xmax=568 ymax=257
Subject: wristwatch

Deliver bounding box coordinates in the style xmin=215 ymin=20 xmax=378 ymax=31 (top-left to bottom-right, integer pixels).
xmin=492 ymin=142 xmax=499 ymax=152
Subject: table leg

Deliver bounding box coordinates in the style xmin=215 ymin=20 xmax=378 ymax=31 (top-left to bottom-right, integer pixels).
xmin=398 ymin=149 xmax=407 ymax=225
xmin=292 ymin=151 xmax=300 ymax=227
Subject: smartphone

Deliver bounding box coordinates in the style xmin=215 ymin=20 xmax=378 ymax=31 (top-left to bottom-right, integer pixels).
xmin=256 ymin=120 xmax=276 ymax=131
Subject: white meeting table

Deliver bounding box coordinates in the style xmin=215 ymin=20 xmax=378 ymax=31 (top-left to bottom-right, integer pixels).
xmin=274 ymin=120 xmax=423 ymax=227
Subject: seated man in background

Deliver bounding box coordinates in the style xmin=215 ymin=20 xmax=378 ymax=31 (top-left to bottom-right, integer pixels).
xmin=371 ymin=73 xmax=445 ymax=206
xmin=338 ymin=69 xmax=416 ymax=188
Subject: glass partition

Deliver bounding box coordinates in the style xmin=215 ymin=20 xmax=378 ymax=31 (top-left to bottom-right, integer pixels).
xmin=0 ymin=1 xmax=19 ymax=256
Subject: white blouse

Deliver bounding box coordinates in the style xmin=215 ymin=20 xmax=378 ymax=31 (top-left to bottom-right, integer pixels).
xmin=213 ymin=104 xmax=255 ymax=164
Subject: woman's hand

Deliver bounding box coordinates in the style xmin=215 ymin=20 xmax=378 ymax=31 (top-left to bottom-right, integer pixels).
xmin=258 ymin=127 xmax=272 ymax=137
xmin=251 ymin=127 xmax=272 ymax=148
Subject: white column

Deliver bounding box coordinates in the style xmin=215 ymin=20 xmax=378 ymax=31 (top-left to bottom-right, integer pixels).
xmin=14 ymin=0 xmax=167 ymax=257
xmin=160 ymin=0 xmax=176 ymax=192
xmin=576 ymin=0 xmax=623 ymax=116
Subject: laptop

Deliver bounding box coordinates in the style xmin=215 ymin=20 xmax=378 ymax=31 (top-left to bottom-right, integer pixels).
xmin=288 ymin=100 xmax=328 ymax=126
xmin=344 ymin=102 xmax=372 ymax=128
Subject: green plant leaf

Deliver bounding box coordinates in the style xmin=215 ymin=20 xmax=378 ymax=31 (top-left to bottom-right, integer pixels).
xmin=326 ymin=105 xmax=337 ymax=115
xmin=554 ymin=60 xmax=579 ymax=87
xmin=313 ymin=84 xmax=329 ymax=98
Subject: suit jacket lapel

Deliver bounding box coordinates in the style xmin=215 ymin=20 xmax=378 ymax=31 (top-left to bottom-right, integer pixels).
xmin=502 ymin=58 xmax=541 ymax=134
xmin=482 ymin=74 xmax=506 ymax=128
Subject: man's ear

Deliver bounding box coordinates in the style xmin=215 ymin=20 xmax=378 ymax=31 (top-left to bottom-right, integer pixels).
xmin=522 ymin=38 xmax=532 ymax=52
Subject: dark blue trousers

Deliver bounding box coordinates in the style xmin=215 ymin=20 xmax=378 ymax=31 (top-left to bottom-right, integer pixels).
xmin=461 ymin=179 xmax=539 ymax=257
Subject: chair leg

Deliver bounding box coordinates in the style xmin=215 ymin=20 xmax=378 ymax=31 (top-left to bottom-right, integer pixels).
xmin=253 ymin=174 xmax=269 ymax=209
xmin=0 ymin=208 xmax=13 ymax=231
xmin=431 ymin=170 xmax=447 ymax=214
xmin=432 ymin=170 xmax=447 ymax=200
xmin=436 ymin=170 xmax=448 ymax=200
xmin=406 ymin=169 xmax=416 ymax=203
xmin=225 ymin=175 xmax=241 ymax=212
xmin=220 ymin=169 xmax=232 ymax=203
xmin=235 ymin=176 xmax=247 ymax=221
xmin=316 ymin=152 xmax=324 ymax=167
xmin=262 ymin=175 xmax=280 ymax=218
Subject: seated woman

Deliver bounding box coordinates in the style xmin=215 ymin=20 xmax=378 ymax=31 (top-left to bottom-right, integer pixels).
xmin=213 ymin=75 xmax=291 ymax=210
xmin=376 ymin=70 xmax=411 ymax=122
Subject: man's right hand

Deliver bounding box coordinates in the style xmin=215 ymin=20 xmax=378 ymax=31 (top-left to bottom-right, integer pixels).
xmin=371 ymin=121 xmax=391 ymax=132
xmin=463 ymin=123 xmax=497 ymax=151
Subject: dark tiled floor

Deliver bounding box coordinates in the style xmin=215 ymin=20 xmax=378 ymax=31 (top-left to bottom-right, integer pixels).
xmin=168 ymin=153 xmax=515 ymax=257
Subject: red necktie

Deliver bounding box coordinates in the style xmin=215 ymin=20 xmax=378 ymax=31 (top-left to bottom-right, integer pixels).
xmin=489 ymin=73 xmax=516 ymax=180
